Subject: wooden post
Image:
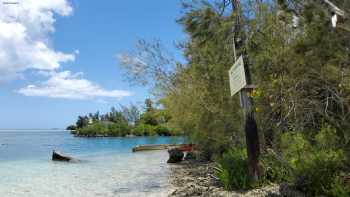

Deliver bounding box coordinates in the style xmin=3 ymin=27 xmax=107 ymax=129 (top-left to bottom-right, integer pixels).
xmin=241 ymin=87 xmax=260 ymax=182
xmin=231 ymin=0 xmax=260 ymax=182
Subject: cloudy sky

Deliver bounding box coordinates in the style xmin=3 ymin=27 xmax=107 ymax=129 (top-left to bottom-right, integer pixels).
xmin=0 ymin=0 xmax=184 ymax=129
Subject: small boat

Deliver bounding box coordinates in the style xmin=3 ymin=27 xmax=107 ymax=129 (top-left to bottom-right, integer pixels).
xmin=52 ymin=150 xmax=73 ymax=162
xmin=132 ymin=144 xmax=196 ymax=152
xmin=132 ymin=144 xmax=176 ymax=152
xmin=177 ymin=144 xmax=196 ymax=152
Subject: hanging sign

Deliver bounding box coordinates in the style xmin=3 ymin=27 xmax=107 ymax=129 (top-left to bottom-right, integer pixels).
xmin=229 ymin=56 xmax=246 ymax=96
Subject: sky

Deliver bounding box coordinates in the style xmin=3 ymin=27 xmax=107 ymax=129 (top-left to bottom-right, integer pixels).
xmin=0 ymin=0 xmax=185 ymax=129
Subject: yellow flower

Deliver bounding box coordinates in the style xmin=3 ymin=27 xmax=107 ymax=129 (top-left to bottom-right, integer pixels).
xmin=251 ymin=89 xmax=262 ymax=98
xmin=251 ymin=90 xmax=257 ymax=97
xmin=255 ymin=107 xmax=261 ymax=112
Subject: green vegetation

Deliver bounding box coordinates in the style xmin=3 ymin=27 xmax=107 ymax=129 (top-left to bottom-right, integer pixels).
xmin=215 ymin=148 xmax=251 ymax=190
xmin=68 ymin=99 xmax=179 ymax=137
xmin=281 ymin=130 xmax=347 ymax=196
xmin=117 ymin=0 xmax=350 ymax=195
xmin=215 ymin=130 xmax=348 ymax=195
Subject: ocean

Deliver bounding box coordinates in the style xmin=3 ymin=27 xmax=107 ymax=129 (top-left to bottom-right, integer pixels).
xmin=0 ymin=130 xmax=183 ymax=197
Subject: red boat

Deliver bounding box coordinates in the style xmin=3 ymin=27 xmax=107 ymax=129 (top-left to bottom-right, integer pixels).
xmin=177 ymin=144 xmax=196 ymax=152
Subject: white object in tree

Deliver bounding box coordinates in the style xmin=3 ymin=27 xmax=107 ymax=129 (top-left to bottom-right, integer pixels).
xmin=292 ymin=15 xmax=299 ymax=28
xmin=332 ymin=13 xmax=338 ymax=28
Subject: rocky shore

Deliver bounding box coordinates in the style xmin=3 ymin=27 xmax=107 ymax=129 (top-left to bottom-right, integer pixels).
xmin=168 ymin=160 xmax=305 ymax=197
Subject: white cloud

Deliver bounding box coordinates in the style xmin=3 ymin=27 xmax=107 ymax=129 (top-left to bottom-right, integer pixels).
xmin=1 ymin=1 xmax=131 ymax=101
xmin=17 ymin=71 xmax=133 ymax=100
xmin=0 ymin=0 xmax=75 ymax=81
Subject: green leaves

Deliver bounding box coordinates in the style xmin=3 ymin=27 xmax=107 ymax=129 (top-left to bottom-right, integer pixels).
xmin=215 ymin=148 xmax=251 ymax=190
xmin=280 ymin=131 xmax=348 ymax=196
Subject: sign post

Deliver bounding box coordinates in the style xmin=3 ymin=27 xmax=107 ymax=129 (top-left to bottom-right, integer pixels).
xmin=230 ymin=0 xmax=260 ymax=183
xmin=229 ymin=53 xmax=260 ymax=183
xmin=229 ymin=56 xmax=246 ymax=97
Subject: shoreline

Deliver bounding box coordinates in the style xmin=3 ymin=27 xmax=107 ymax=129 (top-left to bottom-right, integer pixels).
xmin=70 ymin=131 xmax=181 ymax=138
xmin=168 ymin=160 xmax=305 ymax=197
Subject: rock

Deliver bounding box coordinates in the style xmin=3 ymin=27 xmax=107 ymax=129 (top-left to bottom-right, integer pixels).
xmin=278 ymin=183 xmax=306 ymax=197
xmin=52 ymin=150 xmax=73 ymax=162
xmin=184 ymin=151 xmax=196 ymax=160
xmin=167 ymin=148 xmax=184 ymax=163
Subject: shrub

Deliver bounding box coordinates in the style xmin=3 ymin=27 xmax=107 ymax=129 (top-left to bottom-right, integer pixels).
xmin=133 ymin=124 xmax=156 ymax=136
xmin=280 ymin=132 xmax=312 ymax=169
xmin=215 ymin=148 xmax=251 ymax=190
xmin=294 ymin=149 xmax=344 ymax=196
xmin=315 ymin=125 xmax=341 ymax=150
xmin=77 ymin=122 xmax=108 ymax=136
xmin=330 ymin=175 xmax=350 ymax=197
xmin=260 ymin=149 xmax=293 ymax=183
xmin=280 ymin=132 xmax=348 ymax=197
xmin=154 ymin=125 xmax=172 ymax=136
xmin=139 ymin=112 xmax=158 ymax=126
xmin=107 ymin=123 xmax=130 ymax=136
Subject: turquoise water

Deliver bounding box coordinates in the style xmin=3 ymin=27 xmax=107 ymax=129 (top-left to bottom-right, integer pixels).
xmin=0 ymin=131 xmax=183 ymax=197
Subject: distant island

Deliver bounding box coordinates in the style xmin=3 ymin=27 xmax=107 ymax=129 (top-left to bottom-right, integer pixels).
xmin=67 ymin=99 xmax=180 ymax=137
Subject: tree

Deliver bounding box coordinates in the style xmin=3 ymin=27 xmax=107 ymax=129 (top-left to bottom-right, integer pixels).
xmin=69 ymin=101 xmax=176 ymax=137
xmin=76 ymin=116 xmax=89 ymax=129
xmin=66 ymin=125 xmax=76 ymax=130
xmin=118 ymin=1 xmax=244 ymax=159
xmin=114 ymin=0 xmax=350 ymax=193
xmin=118 ymin=39 xmax=176 ymax=94
xmin=145 ymin=99 xmax=154 ymax=112
xmin=117 ymin=0 xmax=350 ymax=176
xmin=245 ymin=0 xmax=350 ymax=149
xmin=121 ymin=104 xmax=141 ymax=126
xmin=92 ymin=111 xmax=100 ymax=123
xmin=110 ymin=111 xmax=128 ymax=124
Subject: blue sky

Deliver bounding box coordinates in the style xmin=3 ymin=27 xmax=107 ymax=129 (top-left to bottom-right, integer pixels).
xmin=0 ymin=0 xmax=185 ymax=129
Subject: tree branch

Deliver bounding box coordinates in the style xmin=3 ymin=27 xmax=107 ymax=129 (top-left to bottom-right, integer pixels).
xmin=322 ymin=0 xmax=345 ymax=16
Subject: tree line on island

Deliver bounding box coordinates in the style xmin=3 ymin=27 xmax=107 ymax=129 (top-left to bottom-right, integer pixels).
xmin=66 ymin=99 xmax=180 ymax=137
xmin=117 ymin=0 xmax=350 ymax=196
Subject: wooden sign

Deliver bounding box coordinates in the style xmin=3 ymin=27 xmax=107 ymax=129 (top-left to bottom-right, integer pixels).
xmin=229 ymin=56 xmax=246 ymax=96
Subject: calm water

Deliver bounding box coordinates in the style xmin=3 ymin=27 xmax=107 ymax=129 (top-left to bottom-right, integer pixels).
xmin=0 ymin=130 xmax=183 ymax=197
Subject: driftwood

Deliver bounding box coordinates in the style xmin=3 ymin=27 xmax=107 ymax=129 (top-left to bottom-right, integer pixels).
xmin=52 ymin=150 xmax=73 ymax=162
